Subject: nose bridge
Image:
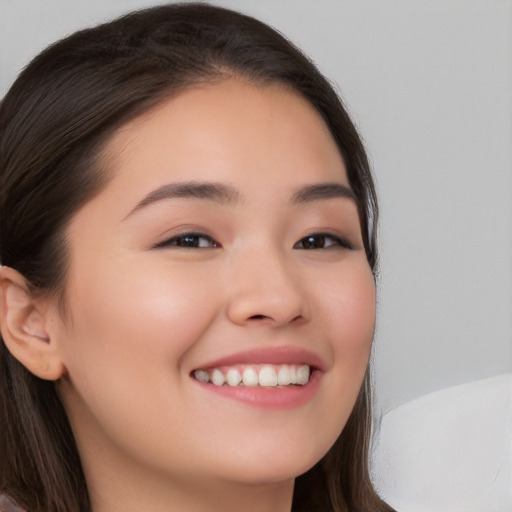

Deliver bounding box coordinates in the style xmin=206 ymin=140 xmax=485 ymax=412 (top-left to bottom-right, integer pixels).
xmin=226 ymin=241 xmax=308 ymax=326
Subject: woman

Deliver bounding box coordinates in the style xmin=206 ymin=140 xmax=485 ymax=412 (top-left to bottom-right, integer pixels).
xmin=0 ymin=3 xmax=394 ymax=511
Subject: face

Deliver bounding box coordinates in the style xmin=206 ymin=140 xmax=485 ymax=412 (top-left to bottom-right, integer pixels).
xmin=52 ymin=80 xmax=375 ymax=492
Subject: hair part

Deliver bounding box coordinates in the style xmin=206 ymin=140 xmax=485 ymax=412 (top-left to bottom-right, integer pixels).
xmin=0 ymin=3 xmax=389 ymax=511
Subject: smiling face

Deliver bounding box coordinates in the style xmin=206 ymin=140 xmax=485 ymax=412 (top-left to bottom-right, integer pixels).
xmin=51 ymin=79 xmax=375 ymax=503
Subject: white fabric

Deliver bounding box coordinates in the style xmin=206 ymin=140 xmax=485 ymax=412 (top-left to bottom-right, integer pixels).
xmin=372 ymin=374 xmax=512 ymax=512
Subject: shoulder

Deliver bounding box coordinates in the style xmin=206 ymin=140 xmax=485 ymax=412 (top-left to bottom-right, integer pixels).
xmin=0 ymin=493 xmax=27 ymax=512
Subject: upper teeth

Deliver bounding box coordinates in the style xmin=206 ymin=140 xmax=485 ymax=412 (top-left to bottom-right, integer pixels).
xmin=194 ymin=364 xmax=311 ymax=387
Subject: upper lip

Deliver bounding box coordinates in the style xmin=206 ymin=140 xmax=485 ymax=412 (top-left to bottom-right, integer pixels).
xmin=192 ymin=346 xmax=328 ymax=373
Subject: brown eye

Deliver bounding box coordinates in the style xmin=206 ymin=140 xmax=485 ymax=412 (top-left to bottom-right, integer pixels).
xmin=154 ymin=233 xmax=219 ymax=249
xmin=294 ymin=233 xmax=353 ymax=250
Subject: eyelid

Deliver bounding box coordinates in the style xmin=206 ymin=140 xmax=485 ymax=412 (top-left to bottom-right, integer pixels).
xmin=293 ymin=232 xmax=355 ymax=250
xmin=151 ymin=229 xmax=355 ymax=251
xmin=153 ymin=231 xmax=220 ymax=249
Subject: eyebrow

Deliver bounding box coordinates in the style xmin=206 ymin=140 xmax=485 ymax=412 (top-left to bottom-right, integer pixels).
xmin=126 ymin=181 xmax=240 ymax=217
xmin=291 ymin=183 xmax=356 ymax=204
xmin=126 ymin=180 xmax=356 ymax=219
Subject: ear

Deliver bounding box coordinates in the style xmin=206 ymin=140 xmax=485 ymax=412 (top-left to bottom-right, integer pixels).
xmin=0 ymin=265 xmax=65 ymax=380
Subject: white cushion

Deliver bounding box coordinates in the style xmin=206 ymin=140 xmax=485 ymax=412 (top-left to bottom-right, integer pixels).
xmin=372 ymin=374 xmax=512 ymax=512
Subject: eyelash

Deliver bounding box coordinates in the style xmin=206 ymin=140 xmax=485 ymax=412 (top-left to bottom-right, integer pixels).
xmin=154 ymin=232 xmax=219 ymax=249
xmin=293 ymin=233 xmax=354 ymax=250
xmin=154 ymin=232 xmax=354 ymax=250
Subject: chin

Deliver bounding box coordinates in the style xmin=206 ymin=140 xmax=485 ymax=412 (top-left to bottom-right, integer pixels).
xmin=209 ymin=440 xmax=332 ymax=486
xmin=223 ymin=461 xmax=316 ymax=486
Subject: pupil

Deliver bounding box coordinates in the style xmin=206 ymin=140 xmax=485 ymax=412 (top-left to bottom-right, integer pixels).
xmin=304 ymin=235 xmax=324 ymax=249
xmin=180 ymin=235 xmax=199 ymax=247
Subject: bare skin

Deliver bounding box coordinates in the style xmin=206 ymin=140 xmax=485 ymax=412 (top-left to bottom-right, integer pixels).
xmin=0 ymin=79 xmax=375 ymax=512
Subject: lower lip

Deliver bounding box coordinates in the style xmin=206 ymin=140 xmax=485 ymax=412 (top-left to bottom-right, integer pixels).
xmin=191 ymin=370 xmax=322 ymax=409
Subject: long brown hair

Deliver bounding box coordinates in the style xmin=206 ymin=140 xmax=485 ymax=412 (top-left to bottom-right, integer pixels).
xmin=0 ymin=3 xmax=393 ymax=511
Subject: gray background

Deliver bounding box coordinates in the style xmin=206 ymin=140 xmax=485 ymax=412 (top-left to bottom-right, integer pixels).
xmin=1 ymin=0 xmax=511 ymax=415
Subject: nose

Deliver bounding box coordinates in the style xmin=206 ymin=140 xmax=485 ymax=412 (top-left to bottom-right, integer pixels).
xmin=226 ymin=247 xmax=309 ymax=327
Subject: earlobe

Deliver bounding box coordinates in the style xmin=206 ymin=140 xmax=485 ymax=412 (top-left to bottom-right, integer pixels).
xmin=0 ymin=265 xmax=64 ymax=381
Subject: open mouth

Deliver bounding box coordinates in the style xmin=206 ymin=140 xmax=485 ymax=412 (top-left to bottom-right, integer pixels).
xmin=192 ymin=363 xmax=312 ymax=388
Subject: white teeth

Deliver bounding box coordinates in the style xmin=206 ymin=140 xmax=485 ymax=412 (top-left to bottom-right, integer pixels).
xmin=211 ymin=369 xmax=225 ymax=386
xmin=288 ymin=365 xmax=297 ymax=384
xmin=296 ymin=365 xmax=310 ymax=385
xmin=226 ymin=368 xmax=242 ymax=387
xmin=194 ymin=364 xmax=312 ymax=387
xmin=258 ymin=366 xmax=278 ymax=387
xmin=277 ymin=365 xmax=292 ymax=386
xmin=194 ymin=370 xmax=209 ymax=383
xmin=242 ymin=368 xmax=259 ymax=386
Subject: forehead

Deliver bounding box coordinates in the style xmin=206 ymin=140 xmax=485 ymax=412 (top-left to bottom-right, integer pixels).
xmin=101 ymin=79 xmax=348 ymax=193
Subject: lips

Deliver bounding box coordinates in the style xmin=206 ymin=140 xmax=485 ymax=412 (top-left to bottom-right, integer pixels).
xmin=192 ymin=346 xmax=328 ymax=373
xmin=190 ymin=346 xmax=326 ymax=409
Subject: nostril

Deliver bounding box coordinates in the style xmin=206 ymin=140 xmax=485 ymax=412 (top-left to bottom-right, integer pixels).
xmin=249 ymin=314 xmax=268 ymax=320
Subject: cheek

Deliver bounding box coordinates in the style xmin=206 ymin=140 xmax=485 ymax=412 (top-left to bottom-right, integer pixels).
xmin=321 ymin=262 xmax=376 ymax=355
xmin=313 ymin=261 xmax=375 ymax=415
xmin=56 ymin=259 xmax=225 ymax=468
xmin=74 ymin=257 xmax=215 ymax=336
xmin=59 ymin=259 xmax=220 ymax=402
